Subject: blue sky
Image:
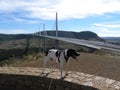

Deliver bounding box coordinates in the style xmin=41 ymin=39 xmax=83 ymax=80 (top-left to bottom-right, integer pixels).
xmin=0 ymin=0 xmax=120 ymax=37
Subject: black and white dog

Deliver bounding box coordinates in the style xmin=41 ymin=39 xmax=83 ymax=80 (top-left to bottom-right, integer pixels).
xmin=42 ymin=49 xmax=80 ymax=78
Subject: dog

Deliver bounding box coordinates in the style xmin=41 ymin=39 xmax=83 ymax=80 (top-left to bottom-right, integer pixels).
xmin=42 ymin=49 xmax=80 ymax=79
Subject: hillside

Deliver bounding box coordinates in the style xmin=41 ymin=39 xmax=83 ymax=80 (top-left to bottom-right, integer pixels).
xmin=41 ymin=31 xmax=105 ymax=41
xmin=103 ymin=37 xmax=120 ymax=42
xmin=0 ymin=31 xmax=104 ymax=60
xmin=0 ymin=31 xmax=105 ymax=49
xmin=103 ymin=37 xmax=120 ymax=45
xmin=0 ymin=34 xmax=32 ymax=42
xmin=0 ymin=31 xmax=104 ymax=42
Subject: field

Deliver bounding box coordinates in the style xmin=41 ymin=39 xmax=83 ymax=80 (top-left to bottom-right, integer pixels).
xmin=0 ymin=34 xmax=120 ymax=81
xmin=15 ymin=53 xmax=120 ymax=81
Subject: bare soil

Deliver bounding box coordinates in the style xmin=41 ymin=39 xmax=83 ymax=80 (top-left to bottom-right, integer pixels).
xmin=17 ymin=53 xmax=120 ymax=81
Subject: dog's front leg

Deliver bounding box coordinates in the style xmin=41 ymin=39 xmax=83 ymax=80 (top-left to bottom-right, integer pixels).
xmin=60 ymin=61 xmax=63 ymax=79
xmin=65 ymin=60 xmax=70 ymax=75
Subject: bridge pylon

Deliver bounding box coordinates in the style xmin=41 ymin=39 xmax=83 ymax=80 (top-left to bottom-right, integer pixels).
xmin=55 ymin=12 xmax=59 ymax=49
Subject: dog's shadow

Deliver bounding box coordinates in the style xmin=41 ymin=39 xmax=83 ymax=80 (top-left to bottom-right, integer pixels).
xmin=60 ymin=73 xmax=69 ymax=80
xmin=40 ymin=71 xmax=70 ymax=80
xmin=40 ymin=70 xmax=55 ymax=77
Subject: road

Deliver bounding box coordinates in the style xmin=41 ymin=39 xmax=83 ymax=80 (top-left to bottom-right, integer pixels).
xmin=37 ymin=34 xmax=120 ymax=54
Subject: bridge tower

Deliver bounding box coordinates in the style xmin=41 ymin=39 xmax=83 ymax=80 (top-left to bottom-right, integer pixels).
xmin=55 ymin=12 xmax=59 ymax=49
xmin=43 ymin=24 xmax=46 ymax=52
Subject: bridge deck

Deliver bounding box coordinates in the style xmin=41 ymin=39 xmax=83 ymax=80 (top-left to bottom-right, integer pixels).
xmin=39 ymin=35 xmax=120 ymax=54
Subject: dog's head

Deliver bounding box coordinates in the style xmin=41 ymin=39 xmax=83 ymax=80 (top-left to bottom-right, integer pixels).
xmin=67 ymin=49 xmax=80 ymax=60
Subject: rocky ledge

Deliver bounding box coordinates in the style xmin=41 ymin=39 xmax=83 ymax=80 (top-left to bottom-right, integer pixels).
xmin=0 ymin=67 xmax=120 ymax=90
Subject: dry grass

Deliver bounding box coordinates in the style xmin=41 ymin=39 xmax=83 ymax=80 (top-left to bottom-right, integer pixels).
xmin=14 ymin=53 xmax=120 ymax=81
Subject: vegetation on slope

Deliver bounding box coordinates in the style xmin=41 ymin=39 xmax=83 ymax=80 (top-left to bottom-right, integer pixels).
xmin=0 ymin=31 xmax=119 ymax=65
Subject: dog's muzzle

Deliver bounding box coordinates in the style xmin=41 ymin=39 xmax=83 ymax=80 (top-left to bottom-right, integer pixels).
xmin=72 ymin=53 xmax=80 ymax=62
xmin=71 ymin=55 xmax=78 ymax=62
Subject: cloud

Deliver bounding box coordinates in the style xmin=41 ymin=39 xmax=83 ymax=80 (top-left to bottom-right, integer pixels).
xmin=0 ymin=13 xmax=39 ymax=24
xmin=24 ymin=0 xmax=120 ymax=20
xmin=0 ymin=0 xmax=120 ymax=36
xmin=97 ymin=29 xmax=120 ymax=37
xmin=0 ymin=29 xmax=32 ymax=34
xmin=93 ymin=23 xmax=120 ymax=28
xmin=82 ymin=26 xmax=120 ymax=37
xmin=13 ymin=17 xmax=39 ymax=24
xmin=0 ymin=0 xmax=120 ymax=20
xmin=91 ymin=23 xmax=120 ymax=37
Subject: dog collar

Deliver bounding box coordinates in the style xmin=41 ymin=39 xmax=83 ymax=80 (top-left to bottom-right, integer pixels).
xmin=63 ymin=51 xmax=69 ymax=62
xmin=58 ymin=51 xmax=61 ymax=62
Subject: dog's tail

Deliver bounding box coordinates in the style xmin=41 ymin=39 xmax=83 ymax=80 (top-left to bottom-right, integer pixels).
xmin=45 ymin=50 xmax=49 ymax=56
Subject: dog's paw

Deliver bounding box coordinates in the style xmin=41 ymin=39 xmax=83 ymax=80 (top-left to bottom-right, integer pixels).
xmin=59 ymin=77 xmax=64 ymax=80
xmin=65 ymin=73 xmax=68 ymax=76
xmin=40 ymin=72 xmax=44 ymax=76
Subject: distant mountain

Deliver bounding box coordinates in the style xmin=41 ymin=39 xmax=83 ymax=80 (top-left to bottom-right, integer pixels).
xmin=103 ymin=37 xmax=120 ymax=42
xmin=0 ymin=34 xmax=32 ymax=42
xmin=0 ymin=31 xmax=105 ymax=60
xmin=0 ymin=31 xmax=104 ymax=42
xmin=41 ymin=31 xmax=104 ymax=41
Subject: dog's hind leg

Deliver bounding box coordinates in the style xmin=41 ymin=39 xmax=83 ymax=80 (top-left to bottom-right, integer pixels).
xmin=42 ymin=57 xmax=48 ymax=74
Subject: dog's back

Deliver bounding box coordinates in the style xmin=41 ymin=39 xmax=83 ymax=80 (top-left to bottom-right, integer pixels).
xmin=45 ymin=49 xmax=58 ymax=61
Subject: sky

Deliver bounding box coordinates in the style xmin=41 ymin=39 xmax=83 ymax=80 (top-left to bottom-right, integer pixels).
xmin=0 ymin=0 xmax=120 ymax=37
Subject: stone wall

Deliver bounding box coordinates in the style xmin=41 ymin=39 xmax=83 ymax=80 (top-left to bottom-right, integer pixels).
xmin=0 ymin=67 xmax=120 ymax=90
xmin=0 ymin=73 xmax=98 ymax=90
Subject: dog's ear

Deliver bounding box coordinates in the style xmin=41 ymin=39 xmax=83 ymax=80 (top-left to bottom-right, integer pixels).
xmin=75 ymin=53 xmax=80 ymax=56
xmin=67 ymin=49 xmax=80 ymax=57
xmin=67 ymin=49 xmax=76 ymax=56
